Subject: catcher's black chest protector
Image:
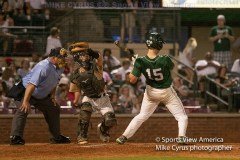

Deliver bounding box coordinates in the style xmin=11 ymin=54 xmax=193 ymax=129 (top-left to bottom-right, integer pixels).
xmin=71 ymin=67 xmax=105 ymax=98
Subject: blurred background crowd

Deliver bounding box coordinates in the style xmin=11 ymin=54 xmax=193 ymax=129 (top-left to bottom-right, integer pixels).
xmin=0 ymin=0 xmax=240 ymax=114
xmin=0 ymin=47 xmax=146 ymax=114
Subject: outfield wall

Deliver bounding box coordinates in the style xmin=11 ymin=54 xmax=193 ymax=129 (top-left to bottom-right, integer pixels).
xmin=0 ymin=114 xmax=239 ymax=144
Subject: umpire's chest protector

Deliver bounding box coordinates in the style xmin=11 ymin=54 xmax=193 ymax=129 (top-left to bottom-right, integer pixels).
xmin=71 ymin=68 xmax=105 ymax=97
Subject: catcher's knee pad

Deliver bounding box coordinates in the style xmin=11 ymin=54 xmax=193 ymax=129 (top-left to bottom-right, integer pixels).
xmin=79 ymin=102 xmax=93 ymax=121
xmin=103 ymin=112 xmax=117 ymax=127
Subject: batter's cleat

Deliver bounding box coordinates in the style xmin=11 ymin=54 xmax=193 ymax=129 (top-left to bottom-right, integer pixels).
xmin=116 ymin=135 xmax=127 ymax=144
xmin=10 ymin=136 xmax=25 ymax=145
xmin=178 ymin=136 xmax=188 ymax=145
xmin=50 ymin=135 xmax=71 ymax=144
xmin=97 ymin=123 xmax=110 ymax=142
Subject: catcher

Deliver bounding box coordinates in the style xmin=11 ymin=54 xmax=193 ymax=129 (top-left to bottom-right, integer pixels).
xmin=69 ymin=42 xmax=117 ymax=144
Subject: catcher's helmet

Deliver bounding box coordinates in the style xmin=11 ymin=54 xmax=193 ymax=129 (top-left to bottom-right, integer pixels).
xmin=145 ymin=32 xmax=165 ymax=50
xmin=69 ymin=42 xmax=94 ymax=70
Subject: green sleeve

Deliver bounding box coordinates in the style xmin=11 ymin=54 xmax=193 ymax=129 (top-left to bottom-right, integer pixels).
xmin=166 ymin=56 xmax=174 ymax=70
xmin=210 ymin=27 xmax=216 ymax=37
xmin=131 ymin=58 xmax=142 ymax=77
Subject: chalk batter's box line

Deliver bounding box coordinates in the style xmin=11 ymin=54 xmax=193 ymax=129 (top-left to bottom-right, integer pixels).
xmin=79 ymin=144 xmax=108 ymax=148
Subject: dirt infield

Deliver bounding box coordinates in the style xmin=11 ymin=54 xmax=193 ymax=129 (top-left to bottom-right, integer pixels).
xmin=0 ymin=143 xmax=240 ymax=160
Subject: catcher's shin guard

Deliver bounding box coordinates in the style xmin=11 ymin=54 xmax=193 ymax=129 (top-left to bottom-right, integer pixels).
xmin=97 ymin=123 xmax=110 ymax=142
xmin=103 ymin=112 xmax=117 ymax=127
xmin=77 ymin=120 xmax=89 ymax=144
xmin=77 ymin=102 xmax=93 ymax=144
xmin=98 ymin=112 xmax=117 ymax=142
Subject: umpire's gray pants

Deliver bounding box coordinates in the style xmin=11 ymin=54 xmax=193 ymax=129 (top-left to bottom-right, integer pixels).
xmin=10 ymin=96 xmax=61 ymax=139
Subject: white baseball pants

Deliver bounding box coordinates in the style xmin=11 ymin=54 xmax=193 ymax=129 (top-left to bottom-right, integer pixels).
xmin=82 ymin=94 xmax=114 ymax=115
xmin=123 ymin=85 xmax=188 ymax=139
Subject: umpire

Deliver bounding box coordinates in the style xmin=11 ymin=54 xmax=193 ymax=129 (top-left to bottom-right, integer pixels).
xmin=8 ymin=47 xmax=71 ymax=145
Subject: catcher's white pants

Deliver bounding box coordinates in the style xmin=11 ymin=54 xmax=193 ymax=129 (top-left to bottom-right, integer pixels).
xmin=82 ymin=94 xmax=114 ymax=115
xmin=123 ymin=85 xmax=188 ymax=139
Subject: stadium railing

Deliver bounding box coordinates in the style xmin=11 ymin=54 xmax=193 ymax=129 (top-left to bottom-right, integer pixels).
xmin=168 ymin=54 xmax=199 ymax=98
xmin=205 ymin=75 xmax=239 ymax=112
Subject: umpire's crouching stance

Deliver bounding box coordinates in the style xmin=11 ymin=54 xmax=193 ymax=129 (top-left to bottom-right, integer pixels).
xmin=8 ymin=47 xmax=71 ymax=145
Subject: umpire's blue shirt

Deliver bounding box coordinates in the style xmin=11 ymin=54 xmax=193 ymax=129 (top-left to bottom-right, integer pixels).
xmin=22 ymin=58 xmax=63 ymax=99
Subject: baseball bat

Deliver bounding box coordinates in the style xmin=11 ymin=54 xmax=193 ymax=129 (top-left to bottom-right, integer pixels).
xmin=114 ymin=40 xmax=131 ymax=52
xmin=114 ymin=40 xmax=138 ymax=63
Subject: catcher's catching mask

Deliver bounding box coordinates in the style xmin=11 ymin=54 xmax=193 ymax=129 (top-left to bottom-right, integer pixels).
xmin=73 ymin=51 xmax=93 ymax=70
xmin=69 ymin=42 xmax=92 ymax=70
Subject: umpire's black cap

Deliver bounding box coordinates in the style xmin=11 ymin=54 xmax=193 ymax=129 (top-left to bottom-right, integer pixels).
xmin=49 ymin=47 xmax=68 ymax=58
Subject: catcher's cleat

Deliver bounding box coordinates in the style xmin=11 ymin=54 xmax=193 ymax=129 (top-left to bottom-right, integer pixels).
xmin=50 ymin=135 xmax=71 ymax=144
xmin=77 ymin=137 xmax=88 ymax=145
xmin=10 ymin=135 xmax=25 ymax=145
xmin=97 ymin=123 xmax=110 ymax=142
xmin=177 ymin=136 xmax=188 ymax=145
xmin=116 ymin=135 xmax=127 ymax=144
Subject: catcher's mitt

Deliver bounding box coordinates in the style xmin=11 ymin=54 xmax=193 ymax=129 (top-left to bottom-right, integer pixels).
xmin=68 ymin=42 xmax=89 ymax=53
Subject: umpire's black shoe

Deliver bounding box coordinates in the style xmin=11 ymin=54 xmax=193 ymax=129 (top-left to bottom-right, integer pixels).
xmin=50 ymin=135 xmax=71 ymax=144
xmin=10 ymin=136 xmax=25 ymax=145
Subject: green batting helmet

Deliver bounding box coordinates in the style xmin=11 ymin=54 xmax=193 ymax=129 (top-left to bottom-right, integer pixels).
xmin=145 ymin=32 xmax=165 ymax=50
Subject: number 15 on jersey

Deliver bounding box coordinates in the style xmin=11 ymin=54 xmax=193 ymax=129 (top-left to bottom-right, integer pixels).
xmin=146 ymin=68 xmax=164 ymax=81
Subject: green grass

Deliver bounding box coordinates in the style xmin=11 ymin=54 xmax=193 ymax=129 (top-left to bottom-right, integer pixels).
xmin=53 ymin=157 xmax=239 ymax=160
